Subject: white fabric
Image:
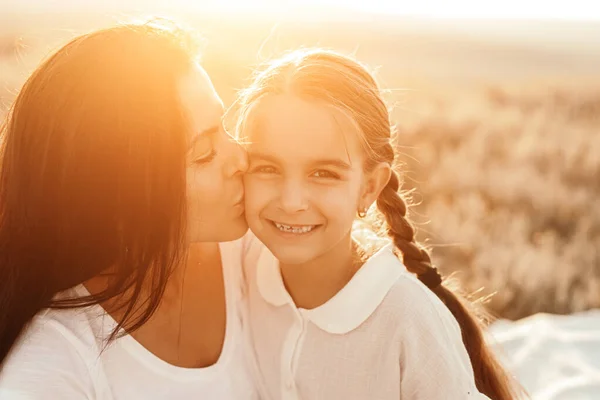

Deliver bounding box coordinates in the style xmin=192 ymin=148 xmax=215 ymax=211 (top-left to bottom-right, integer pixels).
xmin=0 ymin=239 xmax=260 ymax=400
xmin=490 ymin=310 xmax=600 ymax=400
xmin=243 ymin=235 xmax=490 ymax=400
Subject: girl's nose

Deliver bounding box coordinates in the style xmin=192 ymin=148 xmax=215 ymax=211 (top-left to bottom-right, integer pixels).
xmin=278 ymin=179 xmax=309 ymax=214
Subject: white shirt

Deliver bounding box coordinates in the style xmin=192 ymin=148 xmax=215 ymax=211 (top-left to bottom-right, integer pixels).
xmin=0 ymin=240 xmax=260 ymax=400
xmin=243 ymin=237 xmax=490 ymax=400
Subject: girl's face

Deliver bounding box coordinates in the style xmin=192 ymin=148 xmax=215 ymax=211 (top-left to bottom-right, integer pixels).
xmin=243 ymin=93 xmax=388 ymax=266
xmin=179 ymin=64 xmax=248 ymax=243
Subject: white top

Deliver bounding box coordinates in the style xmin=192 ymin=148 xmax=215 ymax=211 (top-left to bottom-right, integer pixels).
xmin=0 ymin=240 xmax=260 ymax=400
xmin=243 ymin=236 xmax=490 ymax=400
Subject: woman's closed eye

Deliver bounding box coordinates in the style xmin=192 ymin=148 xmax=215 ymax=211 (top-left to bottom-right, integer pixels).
xmin=194 ymin=149 xmax=217 ymax=165
xmin=311 ymin=169 xmax=339 ymax=179
xmin=190 ymin=131 xmax=218 ymax=166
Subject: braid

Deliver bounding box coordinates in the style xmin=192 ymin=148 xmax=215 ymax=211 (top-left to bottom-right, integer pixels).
xmin=376 ymin=169 xmax=442 ymax=289
xmin=375 ymin=154 xmax=523 ymax=399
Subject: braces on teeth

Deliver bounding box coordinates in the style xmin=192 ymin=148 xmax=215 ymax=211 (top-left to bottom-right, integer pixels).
xmin=274 ymin=222 xmax=315 ymax=234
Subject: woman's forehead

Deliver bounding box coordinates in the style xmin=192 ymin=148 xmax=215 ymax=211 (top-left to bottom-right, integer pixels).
xmin=178 ymin=63 xmax=224 ymax=136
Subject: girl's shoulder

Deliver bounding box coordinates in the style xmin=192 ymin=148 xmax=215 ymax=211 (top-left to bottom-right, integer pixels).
xmin=370 ymin=250 xmax=487 ymax=398
xmin=366 ymin=245 xmax=462 ymax=337
xmin=383 ymin=273 xmax=461 ymax=333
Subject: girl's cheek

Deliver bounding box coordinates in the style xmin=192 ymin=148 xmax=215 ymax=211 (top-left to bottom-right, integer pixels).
xmin=244 ymin=181 xmax=270 ymax=209
xmin=318 ymin=185 xmax=357 ymax=205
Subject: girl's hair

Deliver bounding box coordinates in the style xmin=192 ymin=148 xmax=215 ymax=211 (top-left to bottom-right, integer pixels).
xmin=236 ymin=49 xmax=524 ymax=400
xmin=0 ymin=19 xmax=198 ymax=366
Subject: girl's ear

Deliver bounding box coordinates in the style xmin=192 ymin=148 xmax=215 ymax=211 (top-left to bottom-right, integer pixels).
xmin=359 ymin=162 xmax=391 ymax=210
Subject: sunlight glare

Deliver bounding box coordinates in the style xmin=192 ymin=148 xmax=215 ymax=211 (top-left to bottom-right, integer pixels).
xmin=168 ymin=0 xmax=600 ymax=20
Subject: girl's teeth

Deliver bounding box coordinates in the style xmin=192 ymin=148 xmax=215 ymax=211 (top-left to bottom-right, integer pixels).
xmin=274 ymin=222 xmax=315 ymax=234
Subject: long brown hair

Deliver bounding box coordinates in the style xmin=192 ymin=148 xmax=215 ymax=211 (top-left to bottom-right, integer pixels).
xmin=236 ymin=49 xmax=525 ymax=400
xmin=0 ymin=19 xmax=197 ymax=366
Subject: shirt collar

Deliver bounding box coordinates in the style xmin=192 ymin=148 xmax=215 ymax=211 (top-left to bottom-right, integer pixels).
xmin=255 ymin=247 xmax=292 ymax=307
xmin=256 ymin=243 xmax=404 ymax=334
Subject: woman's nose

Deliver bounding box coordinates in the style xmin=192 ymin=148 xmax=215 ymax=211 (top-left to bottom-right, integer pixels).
xmin=224 ymin=134 xmax=248 ymax=177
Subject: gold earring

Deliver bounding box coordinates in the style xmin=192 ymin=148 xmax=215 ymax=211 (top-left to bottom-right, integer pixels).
xmin=357 ymin=207 xmax=368 ymax=218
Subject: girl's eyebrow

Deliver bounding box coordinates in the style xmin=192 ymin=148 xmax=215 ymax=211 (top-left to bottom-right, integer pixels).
xmin=309 ymin=159 xmax=351 ymax=170
xmin=249 ymin=151 xmax=351 ymax=170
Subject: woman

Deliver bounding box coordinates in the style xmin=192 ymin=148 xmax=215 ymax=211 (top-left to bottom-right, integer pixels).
xmin=0 ymin=19 xmax=258 ymax=399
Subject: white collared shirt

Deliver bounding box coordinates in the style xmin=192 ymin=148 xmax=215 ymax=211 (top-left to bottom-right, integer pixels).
xmin=242 ymin=234 xmax=490 ymax=400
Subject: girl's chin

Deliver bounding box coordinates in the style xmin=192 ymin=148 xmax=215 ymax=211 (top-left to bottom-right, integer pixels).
xmin=268 ymin=245 xmax=321 ymax=267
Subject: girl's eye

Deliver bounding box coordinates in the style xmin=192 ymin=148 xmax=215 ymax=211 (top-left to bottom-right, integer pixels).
xmin=194 ymin=150 xmax=217 ymax=165
xmin=312 ymin=170 xmax=339 ymax=179
xmin=250 ymin=165 xmax=278 ymax=174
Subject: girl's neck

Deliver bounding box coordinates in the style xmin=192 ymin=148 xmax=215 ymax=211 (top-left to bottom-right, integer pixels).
xmin=279 ymin=235 xmax=362 ymax=310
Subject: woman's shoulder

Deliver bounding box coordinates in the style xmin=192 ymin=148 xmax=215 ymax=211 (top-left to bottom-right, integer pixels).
xmin=10 ymin=286 xmax=106 ymax=362
xmin=0 ymin=289 xmax=105 ymax=398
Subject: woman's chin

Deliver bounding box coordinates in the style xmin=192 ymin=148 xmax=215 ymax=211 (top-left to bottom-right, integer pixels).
xmin=193 ymin=219 xmax=248 ymax=243
xmin=221 ymin=222 xmax=249 ymax=242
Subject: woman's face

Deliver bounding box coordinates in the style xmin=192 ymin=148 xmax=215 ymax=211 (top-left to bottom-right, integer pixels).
xmin=178 ymin=64 xmax=248 ymax=243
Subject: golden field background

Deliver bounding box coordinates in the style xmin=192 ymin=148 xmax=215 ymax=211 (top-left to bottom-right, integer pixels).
xmin=1 ymin=10 xmax=599 ymax=321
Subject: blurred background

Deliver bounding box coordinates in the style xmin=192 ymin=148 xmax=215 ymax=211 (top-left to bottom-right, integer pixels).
xmin=1 ymin=1 xmax=599 ymax=397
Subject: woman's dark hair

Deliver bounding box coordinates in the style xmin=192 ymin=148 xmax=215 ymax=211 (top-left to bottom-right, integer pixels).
xmin=0 ymin=19 xmax=198 ymax=365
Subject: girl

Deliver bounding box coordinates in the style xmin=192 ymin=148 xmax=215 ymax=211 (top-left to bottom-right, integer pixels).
xmin=237 ymin=49 xmax=524 ymax=399
xmin=0 ymin=20 xmax=258 ymax=399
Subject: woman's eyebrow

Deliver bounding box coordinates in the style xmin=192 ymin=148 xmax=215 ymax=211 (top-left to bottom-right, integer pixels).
xmin=188 ymin=125 xmax=219 ymax=150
